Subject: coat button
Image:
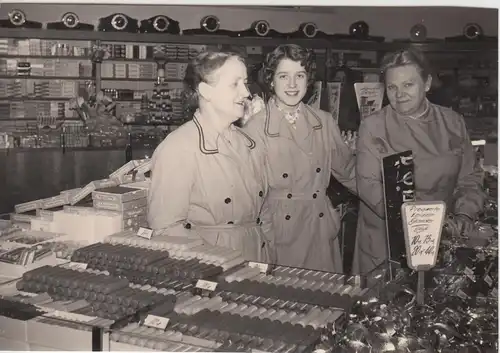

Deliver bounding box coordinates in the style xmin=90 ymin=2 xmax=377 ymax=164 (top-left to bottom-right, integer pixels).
xmin=319 ymin=213 xmax=324 ymax=218
xmin=184 ymin=223 xmax=192 ymax=229
xmin=285 ymin=215 xmax=291 ymax=220
xmin=282 ymin=173 xmax=288 ymax=178
xmin=227 ymin=221 xmax=234 ymax=224
xmin=225 ymin=197 xmax=231 ymax=204
xmin=316 ymin=168 xmax=321 ymax=173
xmin=287 ymin=193 xmax=292 ymax=199
xmin=256 ymin=218 xmax=261 ymax=224
xmin=259 ymin=191 xmax=263 ymax=197
xmin=313 ymin=193 xmax=317 ymax=199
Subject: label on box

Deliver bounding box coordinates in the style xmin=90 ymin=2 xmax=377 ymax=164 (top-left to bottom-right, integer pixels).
xmin=464 ymin=267 xmax=476 ymax=281
xmin=69 ymin=262 xmax=88 ymax=270
xmin=143 ymin=314 xmax=169 ymax=330
xmin=456 ymin=289 xmax=469 ymax=300
xmin=195 ymin=279 xmax=217 ymax=291
xmin=137 ymin=227 xmax=153 ymax=240
xmin=248 ymin=261 xmax=269 ymax=273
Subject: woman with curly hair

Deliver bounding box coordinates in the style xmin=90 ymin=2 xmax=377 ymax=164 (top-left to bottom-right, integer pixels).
xmin=244 ymin=44 xmax=357 ymax=272
xmin=147 ymin=50 xmax=271 ymax=262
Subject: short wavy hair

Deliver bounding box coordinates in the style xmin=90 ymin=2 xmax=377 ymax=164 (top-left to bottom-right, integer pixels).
xmin=182 ymin=51 xmax=246 ymax=117
xmin=260 ymin=44 xmax=316 ymax=97
xmin=380 ymin=47 xmax=431 ymax=81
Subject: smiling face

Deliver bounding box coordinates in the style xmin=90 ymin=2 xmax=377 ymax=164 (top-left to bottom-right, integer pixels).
xmin=200 ymin=56 xmax=250 ymax=123
xmin=385 ymin=64 xmax=431 ymax=116
xmin=272 ymin=58 xmax=308 ymax=110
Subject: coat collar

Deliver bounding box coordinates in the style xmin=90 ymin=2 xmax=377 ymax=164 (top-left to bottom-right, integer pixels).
xmin=264 ymin=101 xmax=323 ymax=138
xmin=193 ymin=112 xmax=256 ymax=155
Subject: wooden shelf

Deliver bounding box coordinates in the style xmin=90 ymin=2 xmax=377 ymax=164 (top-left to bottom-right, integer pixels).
xmin=101 ymin=77 xmax=182 ymax=82
xmin=0 ymin=28 xmax=497 ymax=52
xmin=104 ymin=58 xmax=188 ymax=63
xmin=0 ymin=97 xmax=72 ymax=101
xmin=124 ymin=120 xmax=189 ymax=126
xmin=0 ymin=75 xmax=93 ymax=80
xmin=0 ymin=55 xmax=91 ymax=60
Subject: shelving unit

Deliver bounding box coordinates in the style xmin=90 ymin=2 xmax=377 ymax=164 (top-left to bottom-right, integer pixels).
xmin=0 ymin=27 xmax=497 ymax=147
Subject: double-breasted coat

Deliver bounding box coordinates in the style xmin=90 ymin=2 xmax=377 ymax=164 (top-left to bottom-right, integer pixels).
xmin=147 ymin=111 xmax=270 ymax=262
xmin=352 ymin=102 xmax=486 ymax=275
xmin=244 ymin=102 xmax=357 ymax=272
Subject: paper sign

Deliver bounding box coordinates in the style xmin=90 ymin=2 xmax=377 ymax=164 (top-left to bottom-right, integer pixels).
xmin=143 ymin=314 xmax=169 ymax=330
xmin=195 ymin=279 xmax=217 ymax=291
xmin=69 ymin=262 xmax=88 ymax=270
xmin=248 ymin=262 xmax=269 ymax=273
xmin=401 ymin=201 xmax=446 ymax=271
xmin=137 ymin=227 xmax=153 ymax=240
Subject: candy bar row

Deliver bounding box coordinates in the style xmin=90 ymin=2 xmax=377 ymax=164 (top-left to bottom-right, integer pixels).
xmin=111 ymin=322 xmax=220 ymax=352
xmin=173 ymin=294 xmax=342 ymax=333
xmin=104 ymin=233 xmax=246 ymax=270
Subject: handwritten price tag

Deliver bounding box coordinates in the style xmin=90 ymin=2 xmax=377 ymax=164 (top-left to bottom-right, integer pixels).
xmin=69 ymin=262 xmax=88 ymax=270
xmin=248 ymin=261 xmax=269 ymax=273
xmin=137 ymin=227 xmax=153 ymax=240
xmin=143 ymin=314 xmax=169 ymax=330
xmin=401 ymin=201 xmax=446 ymax=271
xmin=195 ymin=279 xmax=218 ymax=291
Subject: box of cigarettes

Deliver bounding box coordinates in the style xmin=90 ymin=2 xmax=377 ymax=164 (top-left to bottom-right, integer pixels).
xmin=60 ymin=188 xmax=82 ymax=199
xmin=10 ymin=211 xmax=38 ymax=223
xmin=36 ymin=206 xmax=64 ymax=222
xmin=115 ymin=172 xmax=147 ymax=185
xmin=14 ymin=199 xmax=43 ymax=214
xmin=41 ymin=194 xmax=70 ymax=210
xmin=70 ymin=179 xmax=120 ymax=205
xmin=109 ymin=160 xmax=137 ymax=179
xmin=93 ymin=197 xmax=147 ymax=212
xmin=92 ymin=186 xmax=147 ymax=204
xmin=133 ymin=159 xmax=152 ymax=174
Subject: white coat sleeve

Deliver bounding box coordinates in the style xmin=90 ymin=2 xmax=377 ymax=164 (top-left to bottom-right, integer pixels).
xmin=147 ymin=137 xmax=193 ymax=237
xmin=356 ymin=120 xmax=385 ymax=218
xmin=326 ymin=112 xmax=357 ymax=194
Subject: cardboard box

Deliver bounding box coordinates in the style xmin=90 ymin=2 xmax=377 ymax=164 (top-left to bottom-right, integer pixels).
xmin=92 ymin=186 xmax=148 ymax=204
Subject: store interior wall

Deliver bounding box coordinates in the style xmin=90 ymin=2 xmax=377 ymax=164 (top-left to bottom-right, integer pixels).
xmin=0 ymin=4 xmax=498 ymax=39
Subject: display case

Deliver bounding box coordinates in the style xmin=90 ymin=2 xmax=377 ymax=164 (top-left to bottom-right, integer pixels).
xmin=0 ymin=235 xmax=394 ymax=352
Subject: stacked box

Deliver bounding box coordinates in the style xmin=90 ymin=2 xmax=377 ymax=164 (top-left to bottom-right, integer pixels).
xmin=92 ymin=186 xmax=148 ymax=231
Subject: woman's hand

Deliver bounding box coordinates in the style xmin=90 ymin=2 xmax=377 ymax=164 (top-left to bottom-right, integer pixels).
xmin=445 ymin=213 xmax=476 ymax=237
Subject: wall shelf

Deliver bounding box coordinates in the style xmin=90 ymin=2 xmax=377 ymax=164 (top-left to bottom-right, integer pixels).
xmin=0 ymin=28 xmax=497 ymax=52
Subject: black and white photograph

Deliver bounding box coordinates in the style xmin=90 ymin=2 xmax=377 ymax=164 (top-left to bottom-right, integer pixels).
xmin=0 ymin=2 xmax=498 ymax=352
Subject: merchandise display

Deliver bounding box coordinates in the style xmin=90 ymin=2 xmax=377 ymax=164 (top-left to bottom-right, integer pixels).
xmin=0 ymin=9 xmax=498 ymax=352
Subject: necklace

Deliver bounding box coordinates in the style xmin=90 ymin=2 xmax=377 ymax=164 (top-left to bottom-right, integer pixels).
xmin=273 ymin=98 xmax=301 ymax=129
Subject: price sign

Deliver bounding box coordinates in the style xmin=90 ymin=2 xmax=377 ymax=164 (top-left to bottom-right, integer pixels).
xmin=69 ymin=262 xmax=88 ymax=270
xmin=195 ymin=279 xmax=217 ymax=292
xmin=143 ymin=314 xmax=169 ymax=330
xmin=137 ymin=227 xmax=153 ymax=240
xmin=248 ymin=261 xmax=269 ymax=273
xmin=401 ymin=201 xmax=446 ymax=271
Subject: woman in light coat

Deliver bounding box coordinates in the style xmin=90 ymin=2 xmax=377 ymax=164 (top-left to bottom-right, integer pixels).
xmin=147 ymin=51 xmax=270 ymax=262
xmin=352 ymin=48 xmax=486 ymax=275
xmin=244 ymin=44 xmax=357 ymax=273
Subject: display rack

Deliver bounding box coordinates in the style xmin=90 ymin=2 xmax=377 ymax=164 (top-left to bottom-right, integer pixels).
xmin=0 ymin=27 xmax=497 ymax=146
